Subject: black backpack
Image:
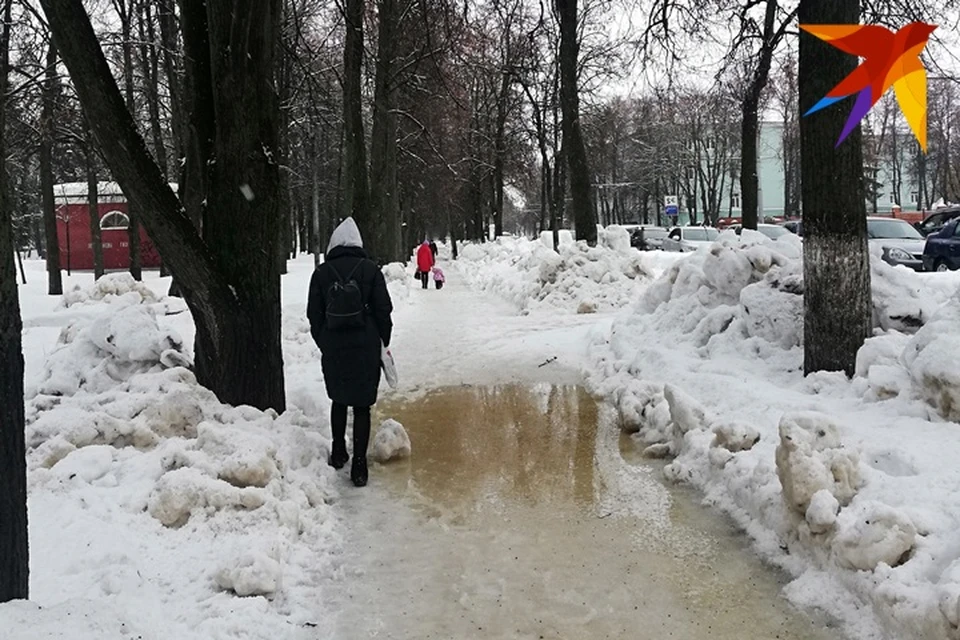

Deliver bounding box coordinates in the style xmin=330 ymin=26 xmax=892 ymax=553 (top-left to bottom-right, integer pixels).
xmin=325 ymin=261 xmax=367 ymax=330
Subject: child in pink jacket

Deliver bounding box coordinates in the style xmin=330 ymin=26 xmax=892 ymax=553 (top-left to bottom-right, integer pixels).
xmin=432 ymin=266 xmax=445 ymax=290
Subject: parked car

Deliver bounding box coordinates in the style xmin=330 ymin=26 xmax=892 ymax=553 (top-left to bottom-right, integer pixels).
xmin=661 ymin=226 xmax=721 ymax=252
xmin=915 ymin=207 xmax=960 ymax=237
xmin=781 ymin=220 xmax=802 ymax=236
xmin=729 ymin=223 xmax=792 ymax=241
xmin=922 ymin=218 xmax=960 ymax=271
xmin=630 ymin=226 xmax=669 ymax=251
xmin=866 ymin=216 xmax=925 ymax=271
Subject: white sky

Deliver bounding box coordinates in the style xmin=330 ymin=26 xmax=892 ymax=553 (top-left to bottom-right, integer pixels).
xmin=599 ymin=1 xmax=960 ymax=108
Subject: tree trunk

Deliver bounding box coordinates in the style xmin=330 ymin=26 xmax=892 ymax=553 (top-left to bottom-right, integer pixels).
xmin=311 ymin=129 xmax=322 ymax=266
xmin=138 ymin=2 xmax=167 ymax=176
xmin=799 ymin=0 xmax=870 ymax=376
xmin=277 ymin=14 xmax=291 ymax=275
xmin=198 ymin=1 xmax=285 ymax=407
xmin=41 ymin=0 xmax=286 ymax=412
xmin=0 ymin=0 xmax=28 ymax=603
xmin=116 ymin=0 xmax=143 ymax=280
xmin=40 ymin=41 xmax=61 ymax=295
xmin=158 ymin=0 xmax=184 ymax=163
xmin=167 ymin=0 xmax=215 ymax=302
xmin=493 ymin=68 xmax=509 ymax=239
xmin=341 ymin=0 xmax=369 ymax=228
xmin=555 ymin=0 xmax=596 ymax=245
xmin=87 ymin=137 xmax=104 ymax=280
xmin=781 ymin=121 xmax=791 ymax=216
xmin=159 ymin=0 xmax=184 ymax=288
xmin=740 ymin=98 xmax=761 ymax=228
xmin=369 ymin=0 xmax=400 ymax=264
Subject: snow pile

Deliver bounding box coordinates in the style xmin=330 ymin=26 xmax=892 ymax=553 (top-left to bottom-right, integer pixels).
xmin=370 ymin=419 xmax=411 ymax=463
xmin=27 ymin=360 xmax=337 ymax=539
xmin=584 ymin=231 xmax=960 ymax=639
xmin=538 ymin=229 xmax=575 ymax=249
xmin=899 ymin=298 xmax=960 ymax=422
xmin=774 ymin=413 xmax=861 ymax=523
xmin=382 ymin=260 xmax=417 ymax=305
xmin=31 ymin=304 xmax=192 ymax=397
xmin=382 ymin=261 xmax=410 ymax=284
xmin=59 ymin=272 xmax=160 ymax=308
xmin=10 ymin=295 xmax=345 ymax=637
xmin=832 ymin=500 xmax=917 ymax=571
xmin=598 ymin=225 xmax=631 ymax=252
xmin=215 ymin=551 xmax=283 ymax=597
xmin=457 ymin=234 xmax=680 ymax=314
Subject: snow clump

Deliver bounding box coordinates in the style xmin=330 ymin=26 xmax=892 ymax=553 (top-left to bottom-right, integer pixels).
xmin=371 ymin=419 xmax=411 ymax=463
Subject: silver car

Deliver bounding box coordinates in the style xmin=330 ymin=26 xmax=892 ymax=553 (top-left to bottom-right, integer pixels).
xmin=730 ymin=223 xmax=793 ymax=241
xmin=867 ymin=217 xmax=925 ymax=271
xmin=661 ymin=226 xmax=721 ymax=252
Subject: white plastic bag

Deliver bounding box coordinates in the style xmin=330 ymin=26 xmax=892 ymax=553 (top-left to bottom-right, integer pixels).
xmin=381 ymin=342 xmax=398 ymax=388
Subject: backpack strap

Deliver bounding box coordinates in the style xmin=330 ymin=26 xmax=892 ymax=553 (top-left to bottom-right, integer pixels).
xmin=328 ymin=262 xmax=343 ymax=283
xmin=328 ymin=260 xmax=365 ymax=281
xmin=344 ymin=260 xmax=363 ymax=282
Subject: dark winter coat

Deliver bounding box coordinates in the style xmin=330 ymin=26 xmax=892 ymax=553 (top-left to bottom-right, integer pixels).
xmin=307 ymin=245 xmax=393 ymax=407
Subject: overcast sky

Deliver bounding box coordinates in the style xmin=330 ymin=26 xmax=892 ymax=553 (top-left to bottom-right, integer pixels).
xmin=600 ymin=1 xmax=960 ymax=119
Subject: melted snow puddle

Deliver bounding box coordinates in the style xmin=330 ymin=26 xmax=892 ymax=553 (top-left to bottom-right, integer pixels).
xmin=318 ymin=384 xmax=839 ymax=639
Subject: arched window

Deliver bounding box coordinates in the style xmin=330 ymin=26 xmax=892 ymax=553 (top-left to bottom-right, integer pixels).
xmin=100 ymin=211 xmax=129 ymax=229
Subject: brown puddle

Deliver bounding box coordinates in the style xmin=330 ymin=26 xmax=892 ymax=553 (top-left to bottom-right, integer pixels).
xmin=375 ymin=384 xmax=598 ymax=511
xmin=324 ymin=384 xmax=841 ymax=639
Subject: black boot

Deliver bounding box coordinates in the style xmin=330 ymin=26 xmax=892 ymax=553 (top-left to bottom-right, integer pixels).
xmin=328 ymin=444 xmax=349 ymax=470
xmin=351 ymin=456 xmax=368 ymax=487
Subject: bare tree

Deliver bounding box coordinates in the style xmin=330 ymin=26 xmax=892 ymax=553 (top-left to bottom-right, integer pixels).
xmin=110 ymin=0 xmax=143 ymax=279
xmin=368 ymin=0 xmax=401 ymax=262
xmin=86 ymin=122 xmax=104 ymax=279
xmin=555 ymin=0 xmax=597 ymax=244
xmin=770 ymin=53 xmax=800 ymax=217
xmin=641 ymin=0 xmax=796 ymax=230
xmin=42 ymin=0 xmax=287 ymax=411
xmin=39 ymin=39 xmax=61 ymax=294
xmin=341 ymin=0 xmax=368 ymax=231
xmin=799 ymin=0 xmax=871 ymax=376
xmin=0 ymin=0 xmax=28 ymax=604
xmin=874 ymin=93 xmax=906 ymax=207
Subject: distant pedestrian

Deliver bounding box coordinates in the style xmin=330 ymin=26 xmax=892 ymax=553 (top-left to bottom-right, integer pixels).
xmin=432 ymin=266 xmax=445 ymax=290
xmin=429 ymin=240 xmax=438 ymax=259
xmin=416 ymin=241 xmax=434 ymax=289
xmin=307 ymin=217 xmax=394 ymax=487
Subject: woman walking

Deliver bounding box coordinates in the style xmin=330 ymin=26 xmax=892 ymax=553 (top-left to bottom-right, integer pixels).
xmin=416 ymin=241 xmax=434 ymax=289
xmin=307 ymin=218 xmax=394 ymax=487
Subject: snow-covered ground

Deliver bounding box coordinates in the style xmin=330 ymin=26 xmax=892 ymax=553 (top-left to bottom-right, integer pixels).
xmin=7 ymin=224 xmax=960 ymax=640
xmin=2 ymin=248 xmax=600 ymax=639
xmin=457 ymin=226 xmax=960 ymax=640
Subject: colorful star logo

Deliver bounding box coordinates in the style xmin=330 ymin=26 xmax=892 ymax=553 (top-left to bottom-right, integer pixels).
xmin=800 ymin=22 xmax=936 ymax=151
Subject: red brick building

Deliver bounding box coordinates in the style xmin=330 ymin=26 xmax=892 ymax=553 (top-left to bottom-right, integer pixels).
xmin=54 ymin=182 xmax=176 ymax=271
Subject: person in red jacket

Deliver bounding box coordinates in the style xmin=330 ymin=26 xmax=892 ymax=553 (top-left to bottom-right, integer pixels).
xmin=416 ymin=241 xmax=434 ymax=289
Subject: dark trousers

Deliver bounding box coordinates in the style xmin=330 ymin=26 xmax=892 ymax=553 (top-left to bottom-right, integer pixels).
xmin=331 ymin=402 xmax=371 ymax=458
xmin=435 ymin=280 xmax=443 ymax=290
xmin=420 ymin=271 xmax=430 ymax=288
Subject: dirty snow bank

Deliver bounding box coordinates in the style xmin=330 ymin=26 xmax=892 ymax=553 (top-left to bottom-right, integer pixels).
xmin=457 ymin=228 xmax=684 ymax=314
xmin=584 ymin=230 xmax=960 ymax=639
xmin=1 ymin=275 xmax=345 ymax=639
